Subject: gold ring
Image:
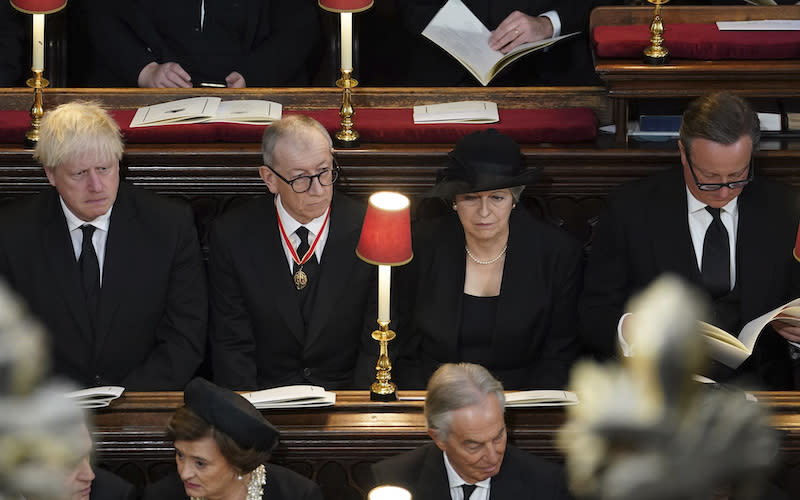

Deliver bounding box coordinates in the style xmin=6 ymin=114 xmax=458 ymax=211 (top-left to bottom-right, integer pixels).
xmin=513 ymin=28 xmax=521 ymax=38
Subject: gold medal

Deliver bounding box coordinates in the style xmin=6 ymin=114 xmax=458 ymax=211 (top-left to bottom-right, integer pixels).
xmin=293 ymin=268 xmax=308 ymax=290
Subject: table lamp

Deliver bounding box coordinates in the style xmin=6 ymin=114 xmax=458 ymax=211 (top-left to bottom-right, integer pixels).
xmin=318 ymin=0 xmax=373 ymax=148
xmin=10 ymin=0 xmax=68 ymax=147
xmin=643 ymin=0 xmax=670 ymax=64
xmin=368 ymin=486 xmax=412 ymax=500
xmin=356 ymin=191 xmax=412 ymax=401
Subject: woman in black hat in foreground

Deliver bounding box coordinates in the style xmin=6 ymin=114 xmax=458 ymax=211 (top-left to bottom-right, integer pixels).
xmin=143 ymin=378 xmax=322 ymax=500
xmin=395 ymin=129 xmax=583 ymax=390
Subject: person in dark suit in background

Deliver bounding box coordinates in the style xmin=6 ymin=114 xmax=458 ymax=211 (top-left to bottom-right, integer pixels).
xmin=0 ymin=101 xmax=207 ymax=390
xmin=63 ymin=424 xmax=136 ymax=500
xmin=208 ymin=115 xmax=376 ymax=390
xmin=579 ymin=91 xmax=800 ymax=389
xmin=370 ymin=362 xmax=573 ymax=500
xmin=395 ymin=130 xmax=582 ymax=390
xmin=69 ymin=0 xmax=321 ymax=87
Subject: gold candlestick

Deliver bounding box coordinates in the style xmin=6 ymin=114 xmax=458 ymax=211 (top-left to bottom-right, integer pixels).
xmin=334 ymin=69 xmax=360 ymax=148
xmin=643 ymin=0 xmax=670 ymax=65
xmin=24 ymin=69 xmax=49 ymax=148
xmin=370 ymin=320 xmax=397 ymax=401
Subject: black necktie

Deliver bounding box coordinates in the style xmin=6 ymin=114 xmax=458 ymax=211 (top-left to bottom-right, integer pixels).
xmin=79 ymin=224 xmax=100 ymax=314
xmin=293 ymin=226 xmax=319 ymax=285
xmin=461 ymin=484 xmax=477 ymax=500
xmin=701 ymin=207 xmax=730 ymax=299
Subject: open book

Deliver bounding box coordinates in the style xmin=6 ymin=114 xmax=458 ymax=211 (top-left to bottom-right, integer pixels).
xmin=130 ymin=97 xmax=282 ymax=127
xmin=505 ymin=390 xmax=579 ymax=407
xmin=700 ymin=298 xmax=800 ymax=369
xmin=241 ymin=385 xmax=336 ymax=409
xmin=422 ymin=0 xmax=578 ymax=86
xmin=413 ymin=101 xmax=499 ymax=124
xmin=65 ymin=386 xmax=125 ymax=409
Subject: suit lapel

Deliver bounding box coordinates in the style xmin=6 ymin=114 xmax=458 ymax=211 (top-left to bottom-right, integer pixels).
xmin=258 ymin=200 xmax=306 ymax=344
xmin=40 ymin=192 xmax=94 ymax=343
xmin=415 ymin=445 xmax=452 ymax=500
xmin=649 ymin=170 xmax=701 ymax=283
xmin=735 ymin=183 xmax=770 ymax=319
xmin=430 ymin=218 xmax=467 ymax=358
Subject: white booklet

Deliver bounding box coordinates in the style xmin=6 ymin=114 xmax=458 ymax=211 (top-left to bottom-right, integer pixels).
xmin=422 ymin=0 xmax=578 ymax=86
xmin=65 ymin=386 xmax=125 ymax=409
xmin=699 ymin=297 xmax=800 ymax=369
xmin=413 ymin=101 xmax=499 ymax=124
xmin=717 ymin=20 xmax=800 ymax=31
xmin=242 ymin=385 xmax=336 ymax=409
xmin=504 ymin=390 xmax=579 ymax=407
xmin=130 ymin=97 xmax=282 ymax=127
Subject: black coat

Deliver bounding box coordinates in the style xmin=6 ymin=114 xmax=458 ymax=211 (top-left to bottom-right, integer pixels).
xmin=91 ymin=467 xmax=136 ymax=500
xmin=579 ymin=167 xmax=800 ymax=389
xmin=370 ymin=443 xmax=573 ymax=500
xmin=0 ymin=183 xmax=207 ymax=390
xmin=395 ymin=208 xmax=582 ymax=390
xmin=208 ymin=192 xmax=377 ymax=390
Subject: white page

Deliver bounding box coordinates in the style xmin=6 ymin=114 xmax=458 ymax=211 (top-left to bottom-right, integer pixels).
xmin=214 ymin=100 xmax=282 ymax=124
xmin=717 ymin=20 xmax=800 ymax=31
xmin=413 ymin=101 xmax=499 ymax=124
xmin=130 ymin=97 xmax=221 ymax=127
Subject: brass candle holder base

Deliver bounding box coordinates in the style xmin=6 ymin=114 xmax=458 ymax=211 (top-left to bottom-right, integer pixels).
xmin=24 ymin=70 xmax=49 ymax=149
xmin=643 ymin=0 xmax=670 ymax=65
xmin=370 ymin=320 xmax=397 ymax=402
xmin=334 ymin=69 xmax=360 ymax=149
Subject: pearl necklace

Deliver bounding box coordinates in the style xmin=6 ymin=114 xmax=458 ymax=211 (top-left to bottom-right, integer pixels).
xmin=190 ymin=464 xmax=266 ymax=500
xmin=465 ymin=245 xmax=507 ymax=265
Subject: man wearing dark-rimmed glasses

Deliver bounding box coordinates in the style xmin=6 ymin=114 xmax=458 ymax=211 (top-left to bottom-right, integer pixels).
xmin=581 ymin=92 xmax=800 ymax=390
xmin=207 ymin=114 xmax=377 ymax=390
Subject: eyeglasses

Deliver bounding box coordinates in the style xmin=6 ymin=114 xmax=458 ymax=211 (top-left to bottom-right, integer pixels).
xmin=686 ymin=155 xmax=753 ymax=192
xmin=266 ymin=159 xmax=340 ymax=193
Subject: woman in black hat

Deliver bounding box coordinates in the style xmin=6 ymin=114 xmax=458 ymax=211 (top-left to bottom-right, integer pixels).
xmin=143 ymin=378 xmax=322 ymax=500
xmin=395 ymin=129 xmax=582 ymax=390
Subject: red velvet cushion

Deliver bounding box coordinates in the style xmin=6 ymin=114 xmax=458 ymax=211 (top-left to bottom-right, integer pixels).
xmin=593 ymin=24 xmax=800 ymax=59
xmin=0 ymin=107 xmax=597 ymax=145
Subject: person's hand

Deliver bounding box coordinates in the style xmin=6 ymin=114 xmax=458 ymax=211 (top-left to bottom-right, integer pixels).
xmin=137 ymin=61 xmax=192 ymax=88
xmin=771 ymin=319 xmax=800 ymax=343
xmin=225 ymin=71 xmax=246 ymax=88
xmin=488 ymin=11 xmax=554 ymax=54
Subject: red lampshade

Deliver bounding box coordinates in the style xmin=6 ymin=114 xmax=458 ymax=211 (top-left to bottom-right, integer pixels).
xmin=318 ymin=0 xmax=373 ymax=13
xmin=794 ymin=222 xmax=800 ymax=263
xmin=10 ymin=0 xmax=67 ymax=14
xmin=357 ymin=192 xmax=413 ymax=266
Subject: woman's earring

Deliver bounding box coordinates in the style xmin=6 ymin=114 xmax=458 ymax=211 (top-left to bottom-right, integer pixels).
xmin=237 ymin=474 xmax=243 ymax=481
xmin=452 ymin=203 xmax=457 ymax=210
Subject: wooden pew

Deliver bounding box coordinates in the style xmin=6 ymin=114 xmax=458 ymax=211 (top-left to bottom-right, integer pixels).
xmin=590 ymin=6 xmax=800 ymax=142
xmin=92 ymin=391 xmax=800 ymax=498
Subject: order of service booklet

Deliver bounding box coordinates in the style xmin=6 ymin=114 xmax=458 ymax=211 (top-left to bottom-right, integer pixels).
xmin=241 ymin=385 xmax=336 ymax=409
xmin=700 ymin=297 xmax=800 ymax=369
xmin=421 ymin=0 xmax=578 ymax=86
xmin=413 ymin=101 xmax=499 ymax=124
xmin=130 ymin=97 xmax=282 ymax=127
xmin=65 ymin=386 xmax=125 ymax=409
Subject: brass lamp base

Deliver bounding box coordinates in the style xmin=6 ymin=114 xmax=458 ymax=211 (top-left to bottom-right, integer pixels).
xmin=370 ymin=321 xmax=397 ymax=402
xmin=643 ymin=0 xmax=670 ymax=65
xmin=24 ymin=70 xmax=49 ymax=149
xmin=334 ymin=69 xmax=360 ymax=149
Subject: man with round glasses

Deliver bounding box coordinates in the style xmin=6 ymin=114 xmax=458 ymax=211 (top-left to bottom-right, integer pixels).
xmin=580 ymin=92 xmax=800 ymax=389
xmin=207 ymin=115 xmax=377 ymax=390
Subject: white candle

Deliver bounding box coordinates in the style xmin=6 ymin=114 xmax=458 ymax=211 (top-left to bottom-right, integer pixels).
xmin=378 ymin=265 xmax=391 ymax=323
xmin=340 ymin=12 xmax=353 ymax=72
xmin=32 ymin=14 xmax=45 ymax=72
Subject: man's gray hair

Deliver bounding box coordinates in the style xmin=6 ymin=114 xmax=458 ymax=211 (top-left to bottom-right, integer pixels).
xmin=679 ymin=91 xmax=760 ymax=157
xmin=261 ymin=114 xmax=332 ymax=166
xmin=425 ymin=363 xmax=505 ymax=440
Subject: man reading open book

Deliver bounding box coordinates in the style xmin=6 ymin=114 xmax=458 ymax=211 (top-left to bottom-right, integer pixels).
xmin=580 ymin=92 xmax=800 ymax=390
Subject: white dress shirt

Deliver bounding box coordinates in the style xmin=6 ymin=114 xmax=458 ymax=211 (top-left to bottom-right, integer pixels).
xmin=443 ymin=452 xmax=491 ymax=500
xmin=60 ymin=197 xmax=112 ymax=285
xmin=275 ymin=194 xmax=330 ymax=273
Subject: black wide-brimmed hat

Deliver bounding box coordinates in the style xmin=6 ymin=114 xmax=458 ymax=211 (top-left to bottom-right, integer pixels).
xmin=427 ymin=129 xmax=539 ymax=198
xmin=184 ymin=377 xmax=279 ymax=452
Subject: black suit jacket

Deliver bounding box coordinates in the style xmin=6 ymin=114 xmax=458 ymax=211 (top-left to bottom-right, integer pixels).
xmin=395 ymin=208 xmax=582 ymax=390
xmin=0 ymin=183 xmax=207 ymax=390
xmin=75 ymin=0 xmax=320 ymax=86
xmin=142 ymin=464 xmax=322 ymax=500
xmin=208 ymin=192 xmax=377 ymax=390
xmin=91 ymin=467 xmax=136 ymax=500
xmin=579 ymin=167 xmax=800 ymax=389
xmin=395 ymin=0 xmax=599 ymax=85
xmin=370 ymin=443 xmax=572 ymax=500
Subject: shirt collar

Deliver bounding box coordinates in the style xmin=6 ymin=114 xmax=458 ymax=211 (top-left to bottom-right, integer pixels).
xmin=59 ymin=196 xmax=113 ymax=233
xmin=443 ymin=451 xmax=492 ymax=490
xmin=275 ymin=194 xmax=329 ymax=237
xmin=685 ymin=185 xmax=739 ymax=216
